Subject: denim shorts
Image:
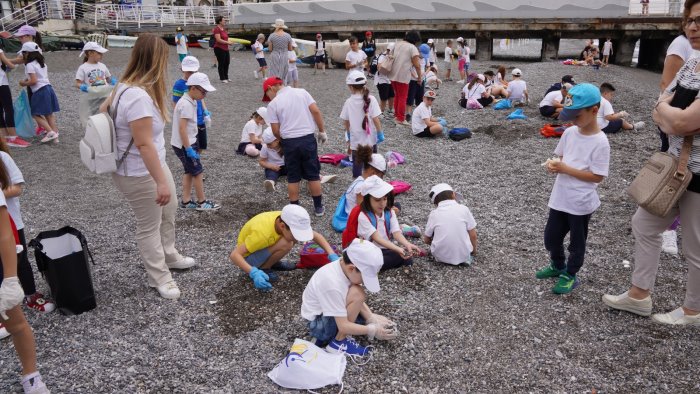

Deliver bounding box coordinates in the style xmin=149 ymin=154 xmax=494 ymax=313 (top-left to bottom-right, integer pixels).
xmin=172 ymin=142 xmax=203 ymax=176
xmin=280 ymin=134 xmax=320 ymax=183
xmin=308 ymin=314 xmax=366 ymax=345
xmin=245 ymin=247 xmax=272 ymax=268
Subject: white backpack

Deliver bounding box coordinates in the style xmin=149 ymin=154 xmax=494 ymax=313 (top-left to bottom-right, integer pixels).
xmin=79 ymin=86 xmax=133 ymax=174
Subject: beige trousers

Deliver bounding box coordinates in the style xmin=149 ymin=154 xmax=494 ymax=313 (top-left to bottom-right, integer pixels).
xmin=631 ymin=190 xmax=700 ymax=311
xmin=112 ymin=164 xmax=183 ymax=287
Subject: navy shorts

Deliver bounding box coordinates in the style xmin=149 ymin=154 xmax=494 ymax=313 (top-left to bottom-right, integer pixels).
xmin=197 ymin=124 xmax=208 ymax=150
xmin=602 ymin=119 xmax=624 ymax=134
xmin=406 ymin=80 xmax=424 ymax=107
xmin=265 ymin=166 xmax=287 ymax=181
xmin=256 ymin=58 xmax=267 ymax=67
xmin=314 ymin=55 xmax=325 ymax=64
xmin=415 ymin=127 xmax=435 ymax=138
xmin=30 ymin=85 xmax=60 ymax=116
xmin=172 ymin=142 xmax=204 ymax=176
xmin=377 ymin=83 xmax=394 ymax=101
xmin=280 ymin=134 xmax=320 ymax=183
xmin=308 ymin=314 xmax=366 ymax=346
xmin=539 ymin=105 xmax=557 ymax=117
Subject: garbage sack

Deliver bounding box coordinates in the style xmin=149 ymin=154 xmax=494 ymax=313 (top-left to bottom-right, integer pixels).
xmin=493 ymin=98 xmax=512 ymax=110
xmin=507 ymin=108 xmax=528 ymax=120
xmin=79 ymin=85 xmax=114 ymax=128
xmin=13 ymin=90 xmax=34 ymax=139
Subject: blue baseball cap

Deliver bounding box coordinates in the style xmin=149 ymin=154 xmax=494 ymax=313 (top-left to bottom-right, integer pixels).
xmin=559 ymin=83 xmax=601 ymax=121
xmin=419 ymin=43 xmax=430 ymax=59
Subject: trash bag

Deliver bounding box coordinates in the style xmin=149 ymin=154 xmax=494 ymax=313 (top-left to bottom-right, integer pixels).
xmin=13 ymin=90 xmax=35 ymax=139
xmin=507 ymin=108 xmax=528 ymax=120
xmin=493 ymin=99 xmax=512 ymax=110
xmin=78 ymin=85 xmax=114 ymax=128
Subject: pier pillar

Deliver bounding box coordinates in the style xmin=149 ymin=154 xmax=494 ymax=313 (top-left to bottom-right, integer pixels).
xmin=613 ymin=32 xmax=640 ymax=67
xmin=637 ymin=37 xmax=676 ymax=71
xmin=540 ymin=32 xmax=560 ymax=61
xmin=475 ymin=32 xmax=492 ymax=61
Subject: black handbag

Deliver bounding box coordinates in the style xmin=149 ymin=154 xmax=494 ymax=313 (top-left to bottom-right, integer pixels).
xmin=29 ymin=226 xmax=96 ymax=315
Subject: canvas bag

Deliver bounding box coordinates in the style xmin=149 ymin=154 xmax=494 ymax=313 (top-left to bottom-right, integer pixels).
xmin=268 ymin=338 xmax=346 ymax=392
xmin=377 ymin=48 xmax=394 ymax=74
xmin=79 ymin=85 xmax=133 ymax=174
xmin=627 ymin=136 xmax=694 ymax=217
xmin=28 ymin=227 xmax=96 ymax=315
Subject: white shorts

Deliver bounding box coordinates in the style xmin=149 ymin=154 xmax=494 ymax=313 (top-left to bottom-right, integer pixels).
xmin=443 ymin=60 xmax=452 ymax=70
xmin=286 ymin=69 xmax=299 ymax=83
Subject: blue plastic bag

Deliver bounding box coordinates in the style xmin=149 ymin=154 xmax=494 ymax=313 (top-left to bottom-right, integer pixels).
xmin=331 ymin=193 xmax=348 ymax=233
xmin=13 ymin=90 xmax=34 ymax=139
xmin=493 ymin=99 xmax=512 ymax=110
xmin=507 ymin=108 xmax=528 ymax=120
xmin=448 ymin=128 xmax=472 ymax=141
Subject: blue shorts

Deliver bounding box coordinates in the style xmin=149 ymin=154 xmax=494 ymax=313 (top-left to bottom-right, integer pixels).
xmin=256 ymin=58 xmax=267 ymax=67
xmin=244 ymin=248 xmax=272 ymax=267
xmin=30 ymin=85 xmax=60 ymax=116
xmin=314 ymin=55 xmax=325 ymax=64
xmin=308 ymin=314 xmax=366 ymax=345
xmin=172 ymin=142 xmax=204 ymax=176
xmin=602 ymin=119 xmax=624 ymax=134
xmin=280 ymin=134 xmax=320 ymax=183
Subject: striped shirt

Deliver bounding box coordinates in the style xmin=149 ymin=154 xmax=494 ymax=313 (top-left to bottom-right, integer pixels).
xmin=666 ymin=57 xmax=700 ymax=174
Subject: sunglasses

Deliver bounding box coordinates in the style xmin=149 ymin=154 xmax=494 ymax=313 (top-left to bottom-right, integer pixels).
xmin=685 ymin=16 xmax=700 ymax=27
xmin=193 ymin=86 xmax=207 ymax=95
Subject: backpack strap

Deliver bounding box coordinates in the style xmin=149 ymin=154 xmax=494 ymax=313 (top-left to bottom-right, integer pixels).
xmin=365 ymin=210 xmax=391 ymax=240
xmin=110 ymin=84 xmax=134 ymax=168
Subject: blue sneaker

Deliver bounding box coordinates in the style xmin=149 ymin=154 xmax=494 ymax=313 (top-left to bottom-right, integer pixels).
xmin=179 ymin=200 xmax=198 ymax=209
xmin=326 ymin=336 xmax=371 ymax=357
xmin=262 ymin=269 xmax=279 ymax=283
xmin=271 ymin=260 xmax=297 ymax=271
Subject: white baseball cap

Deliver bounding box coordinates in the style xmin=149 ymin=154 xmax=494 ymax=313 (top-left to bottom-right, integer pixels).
xmin=387 ymin=42 xmax=395 ymax=51
xmin=427 ymin=38 xmax=434 ymax=44
xmin=79 ymin=41 xmax=108 ymax=58
xmin=512 ymin=68 xmax=522 ymax=76
xmin=345 ymin=239 xmax=383 ymax=293
xmin=291 ymin=40 xmax=298 ymax=48
xmin=262 ymin=127 xmax=276 ymax=145
xmin=429 ymin=183 xmax=463 ymax=204
xmin=186 ymin=72 xmax=216 ymax=92
xmin=256 ymin=106 xmax=268 ymax=123
xmin=361 ymin=175 xmax=393 ymax=198
xmin=476 ymin=73 xmax=485 ymax=81
xmin=280 ymin=205 xmax=313 ymax=241
xmin=181 ymin=56 xmax=200 ymax=72
xmin=346 ymin=70 xmax=367 ymax=85
xmin=456 ymin=37 xmax=464 ymax=42
xmin=369 ymin=154 xmax=387 ymax=173
xmin=18 ymin=41 xmax=41 ymax=55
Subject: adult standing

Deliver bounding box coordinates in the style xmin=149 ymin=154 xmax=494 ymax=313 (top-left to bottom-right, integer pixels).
xmin=603 ymin=0 xmax=700 ymax=326
xmin=99 ymin=34 xmax=195 ymax=300
xmin=263 ymin=77 xmax=328 ymax=216
xmin=387 ymin=30 xmax=422 ymax=126
xmin=267 ymin=19 xmax=293 ymax=81
xmin=212 ymin=15 xmax=230 ymax=83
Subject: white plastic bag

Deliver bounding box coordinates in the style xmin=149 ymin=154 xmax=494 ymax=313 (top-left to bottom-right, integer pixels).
xmin=78 ymin=85 xmax=114 ymax=128
xmin=268 ymin=338 xmax=346 ymax=392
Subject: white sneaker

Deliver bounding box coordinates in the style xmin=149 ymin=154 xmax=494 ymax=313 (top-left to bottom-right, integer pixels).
xmin=456 ymin=80 xmax=464 ymax=84
xmin=0 ymin=322 xmax=9 ymax=340
xmin=662 ymin=230 xmax=678 ymax=256
xmin=167 ymin=256 xmax=196 ymax=270
xmin=633 ymin=121 xmax=645 ymax=131
xmin=652 ymin=307 xmax=700 ymax=326
xmin=40 ymin=131 xmax=58 ymax=143
xmin=602 ymin=291 xmax=653 ymax=316
xmin=156 ymin=281 xmax=181 ymax=300
xmin=21 ymin=372 xmax=49 ymax=394
xmin=320 ymin=175 xmax=338 ymax=184
xmin=264 ymin=179 xmax=276 ymax=192
xmin=254 ymin=70 xmax=259 ymax=79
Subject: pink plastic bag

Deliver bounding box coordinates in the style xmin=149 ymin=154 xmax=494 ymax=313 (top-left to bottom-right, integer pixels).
xmin=388 ymin=180 xmax=412 ymax=194
xmin=319 ymin=154 xmax=347 ymax=166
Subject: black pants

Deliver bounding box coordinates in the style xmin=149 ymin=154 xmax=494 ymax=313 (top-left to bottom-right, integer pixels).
xmin=214 ymin=47 xmax=230 ymax=81
xmin=381 ymin=248 xmax=412 ymax=271
xmin=0 ymin=229 xmax=37 ymax=295
xmin=659 ymin=127 xmax=669 ymax=152
xmin=544 ymin=208 xmax=591 ymax=276
xmin=477 ymin=96 xmax=494 ymax=107
xmin=0 ymin=85 xmax=14 ymax=128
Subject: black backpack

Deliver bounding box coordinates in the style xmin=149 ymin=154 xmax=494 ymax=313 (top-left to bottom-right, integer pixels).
xmin=29 ymin=227 xmax=96 ymax=315
xmin=370 ymin=55 xmax=379 ymax=75
xmin=209 ymin=35 xmax=216 ymax=48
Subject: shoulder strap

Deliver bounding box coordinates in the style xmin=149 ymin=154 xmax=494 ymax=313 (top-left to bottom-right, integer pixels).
xmin=111 ymin=84 xmax=134 ymax=167
xmin=677 ymin=136 xmax=694 ymax=178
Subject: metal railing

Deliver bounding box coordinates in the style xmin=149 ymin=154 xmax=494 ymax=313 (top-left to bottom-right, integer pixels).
xmin=628 ymin=0 xmax=684 ymax=16
xmin=88 ymin=4 xmax=234 ymax=30
xmin=0 ymin=0 xmax=48 ymax=33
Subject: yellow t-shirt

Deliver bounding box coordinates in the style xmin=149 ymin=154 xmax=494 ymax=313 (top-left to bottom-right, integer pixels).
xmin=237 ymin=211 xmax=282 ymax=256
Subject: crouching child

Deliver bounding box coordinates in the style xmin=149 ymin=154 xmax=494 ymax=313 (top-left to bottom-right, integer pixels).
xmin=424 ymin=183 xmax=477 ymax=266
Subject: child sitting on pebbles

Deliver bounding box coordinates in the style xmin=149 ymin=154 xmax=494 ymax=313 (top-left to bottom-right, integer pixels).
xmin=505 ymin=68 xmax=529 ymax=106
xmin=424 ymin=183 xmax=478 ymax=266
xmin=237 ymin=107 xmax=267 ymax=157
xmin=597 ymin=83 xmax=645 ymax=133
xmin=411 ymin=90 xmax=444 ymax=138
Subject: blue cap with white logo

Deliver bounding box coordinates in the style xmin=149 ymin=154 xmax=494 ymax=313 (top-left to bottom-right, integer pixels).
xmin=559 ymin=83 xmax=601 ymax=121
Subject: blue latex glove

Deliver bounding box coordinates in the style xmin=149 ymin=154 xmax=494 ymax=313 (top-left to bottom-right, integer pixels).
xmin=249 ymin=267 xmax=272 ymax=291
xmin=185 ymin=146 xmax=200 ymax=160
xmin=328 ymin=253 xmax=340 ymax=262
xmin=438 ymin=117 xmax=447 ymax=128
xmin=203 ymin=110 xmax=211 ymax=117
xmin=376 ymin=130 xmax=385 ymax=144
xmin=110 ymin=76 xmax=117 ymax=85
xmin=263 ymin=47 xmax=269 ymax=52
xmin=79 ymin=83 xmax=89 ymax=92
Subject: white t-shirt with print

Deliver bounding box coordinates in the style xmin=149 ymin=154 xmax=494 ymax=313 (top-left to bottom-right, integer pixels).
xmin=259 ymin=144 xmax=284 ymax=167
xmin=425 ymin=200 xmax=476 ymax=265
xmin=171 ymin=93 xmax=197 ymax=148
xmin=444 ymin=46 xmax=453 ymax=62
xmin=539 ymin=90 xmax=563 ymax=108
xmin=113 ymin=85 xmax=166 ymax=177
xmin=0 ymin=151 xmax=25 ymax=230
xmin=175 ymin=33 xmax=188 ymax=55
xmin=266 ymin=87 xmax=317 ymax=139
xmin=344 ymin=176 xmax=364 ymax=215
xmin=357 ymin=209 xmax=400 ymax=248
xmin=241 ymin=119 xmax=263 ymax=144
xmin=507 ymin=79 xmax=527 ymax=101
xmin=340 ymin=94 xmax=381 ymax=150
xmin=75 ymin=62 xmax=111 ymax=87
xmin=301 ymin=260 xmax=351 ymax=320
xmin=666 ymin=35 xmax=700 ymax=62
xmin=253 ymin=41 xmax=265 ymax=59
xmin=597 ymin=97 xmax=615 ymax=129
xmin=411 ymin=102 xmax=432 ymax=135
xmin=548 ymin=126 xmax=610 ymax=215
xmin=345 ymin=50 xmax=367 ymax=72
xmin=25 ymin=60 xmax=50 ymax=93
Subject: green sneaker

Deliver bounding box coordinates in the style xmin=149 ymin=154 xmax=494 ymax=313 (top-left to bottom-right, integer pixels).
xmin=535 ymin=263 xmax=564 ymax=279
xmin=552 ymin=273 xmax=580 ymax=294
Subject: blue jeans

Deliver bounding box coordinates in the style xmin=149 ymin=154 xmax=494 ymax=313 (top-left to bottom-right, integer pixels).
xmin=244 ymin=248 xmax=272 ymax=268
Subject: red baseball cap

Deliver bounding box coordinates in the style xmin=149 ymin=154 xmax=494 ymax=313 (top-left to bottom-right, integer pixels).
xmin=262 ymin=77 xmax=284 ymax=102
xmin=365 ymin=31 xmax=372 ymax=37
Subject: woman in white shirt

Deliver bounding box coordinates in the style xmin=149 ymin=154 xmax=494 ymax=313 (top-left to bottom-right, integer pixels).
xmin=99 ymin=34 xmax=194 ymax=300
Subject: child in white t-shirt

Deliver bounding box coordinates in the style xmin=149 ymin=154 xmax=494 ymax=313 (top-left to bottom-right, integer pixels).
xmin=597 ymin=82 xmax=645 ymax=133
xmin=505 ymin=68 xmax=529 ymax=105
xmin=286 ymin=41 xmax=299 ymax=88
xmin=253 ymin=33 xmax=267 ymax=80
xmin=536 ymin=83 xmax=610 ymax=294
xmin=237 ymin=107 xmax=267 ymax=157
xmin=18 ymin=42 xmax=60 ymax=143
xmin=340 ymin=70 xmax=383 ymax=178
xmin=424 ymin=66 xmax=441 ymax=89
xmin=602 ymin=38 xmax=613 ymax=66
xmin=171 ymin=72 xmax=220 ymax=211
xmin=75 ymin=42 xmax=113 ymax=91
xmin=301 ymin=238 xmax=397 ymax=357
xmin=175 ymin=27 xmax=188 ymax=62
xmin=259 ymin=128 xmax=286 ymax=192
xmin=411 ymin=90 xmax=443 ymax=137
xmin=424 ymin=183 xmax=477 ymax=266
xmin=443 ymin=40 xmax=454 ymax=81
xmin=345 ymin=36 xmax=367 ymax=72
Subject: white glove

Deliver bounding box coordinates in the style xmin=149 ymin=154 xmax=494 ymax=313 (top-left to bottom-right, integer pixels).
xmin=366 ymin=322 xmax=398 ymax=340
xmin=618 ymin=111 xmax=629 ymax=118
xmin=316 ymin=131 xmax=328 ymax=144
xmin=367 ymin=313 xmax=394 ymax=326
xmin=204 ymin=115 xmax=212 ymax=128
xmin=0 ymin=277 xmax=24 ymax=319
